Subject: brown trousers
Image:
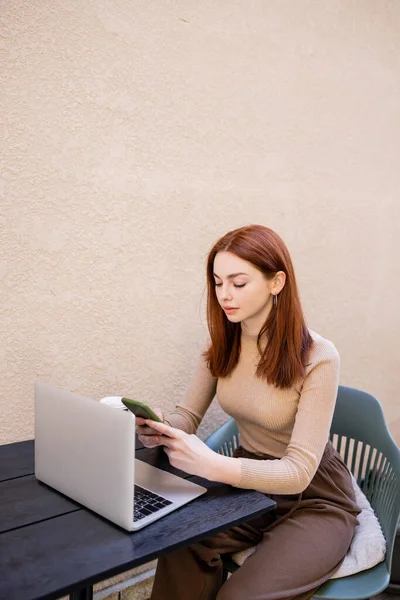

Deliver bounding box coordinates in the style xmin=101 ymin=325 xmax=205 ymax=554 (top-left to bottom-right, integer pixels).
xmin=150 ymin=442 xmax=360 ymax=600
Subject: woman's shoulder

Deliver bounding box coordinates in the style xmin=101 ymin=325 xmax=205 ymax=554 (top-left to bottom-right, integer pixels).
xmin=307 ymin=329 xmax=340 ymax=368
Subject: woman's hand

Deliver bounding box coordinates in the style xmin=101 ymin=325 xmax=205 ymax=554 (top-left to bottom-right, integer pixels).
xmin=144 ymin=419 xmax=231 ymax=481
xmin=136 ymin=409 xmax=165 ymax=448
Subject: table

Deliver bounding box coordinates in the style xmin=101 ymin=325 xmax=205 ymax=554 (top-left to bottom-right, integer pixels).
xmin=0 ymin=439 xmax=276 ymax=600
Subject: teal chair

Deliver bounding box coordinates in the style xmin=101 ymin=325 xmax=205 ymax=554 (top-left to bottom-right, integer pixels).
xmin=205 ymin=386 xmax=400 ymax=599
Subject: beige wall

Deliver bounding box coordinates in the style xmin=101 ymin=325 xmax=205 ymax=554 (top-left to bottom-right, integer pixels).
xmin=1 ymin=0 xmax=399 ymax=445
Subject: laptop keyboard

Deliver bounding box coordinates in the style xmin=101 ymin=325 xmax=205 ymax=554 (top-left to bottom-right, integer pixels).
xmin=133 ymin=485 xmax=173 ymax=521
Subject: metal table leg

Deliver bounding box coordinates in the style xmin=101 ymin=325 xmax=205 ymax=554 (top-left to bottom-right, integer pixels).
xmin=69 ymin=585 xmax=93 ymax=600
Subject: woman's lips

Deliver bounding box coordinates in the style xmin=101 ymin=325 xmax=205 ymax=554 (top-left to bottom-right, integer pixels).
xmin=223 ymin=307 xmax=239 ymax=313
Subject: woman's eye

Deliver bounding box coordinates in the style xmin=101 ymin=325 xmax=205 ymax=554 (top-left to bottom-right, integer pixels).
xmin=214 ymin=282 xmax=246 ymax=288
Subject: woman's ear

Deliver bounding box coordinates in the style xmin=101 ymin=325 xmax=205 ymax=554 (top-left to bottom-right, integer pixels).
xmin=272 ymin=271 xmax=286 ymax=295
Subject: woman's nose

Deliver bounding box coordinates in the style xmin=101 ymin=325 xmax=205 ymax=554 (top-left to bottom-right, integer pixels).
xmin=220 ymin=287 xmax=232 ymax=301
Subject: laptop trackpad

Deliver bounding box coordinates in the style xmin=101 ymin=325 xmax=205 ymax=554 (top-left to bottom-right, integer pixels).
xmin=134 ymin=459 xmax=206 ymax=505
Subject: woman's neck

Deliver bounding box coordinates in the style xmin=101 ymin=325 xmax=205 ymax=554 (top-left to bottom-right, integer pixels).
xmin=240 ymin=305 xmax=272 ymax=337
xmin=241 ymin=322 xmax=260 ymax=337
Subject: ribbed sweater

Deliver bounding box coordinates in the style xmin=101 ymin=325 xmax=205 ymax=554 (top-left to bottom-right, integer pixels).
xmin=166 ymin=330 xmax=340 ymax=495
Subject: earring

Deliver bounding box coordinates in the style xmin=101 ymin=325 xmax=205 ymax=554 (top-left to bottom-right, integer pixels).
xmin=273 ymin=294 xmax=278 ymax=308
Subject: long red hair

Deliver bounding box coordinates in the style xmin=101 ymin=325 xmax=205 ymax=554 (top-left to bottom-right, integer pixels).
xmin=204 ymin=225 xmax=313 ymax=389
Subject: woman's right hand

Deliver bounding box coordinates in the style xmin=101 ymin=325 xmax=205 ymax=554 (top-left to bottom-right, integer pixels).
xmin=136 ymin=409 xmax=165 ymax=448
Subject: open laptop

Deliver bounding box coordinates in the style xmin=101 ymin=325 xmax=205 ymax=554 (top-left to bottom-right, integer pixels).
xmin=34 ymin=381 xmax=207 ymax=531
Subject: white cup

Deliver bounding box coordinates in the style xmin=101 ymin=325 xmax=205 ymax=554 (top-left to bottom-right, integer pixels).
xmin=99 ymin=396 xmax=127 ymax=410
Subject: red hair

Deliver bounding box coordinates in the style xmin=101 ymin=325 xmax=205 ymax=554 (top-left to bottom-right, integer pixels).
xmin=204 ymin=224 xmax=313 ymax=389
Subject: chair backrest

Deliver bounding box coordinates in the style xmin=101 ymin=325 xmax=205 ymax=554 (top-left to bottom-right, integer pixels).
xmin=205 ymin=385 xmax=400 ymax=573
xmin=205 ymin=418 xmax=239 ymax=457
xmin=329 ymin=386 xmax=400 ymax=573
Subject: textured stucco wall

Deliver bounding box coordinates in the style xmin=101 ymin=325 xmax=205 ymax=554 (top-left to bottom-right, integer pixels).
xmin=1 ymin=0 xmax=399 ymax=445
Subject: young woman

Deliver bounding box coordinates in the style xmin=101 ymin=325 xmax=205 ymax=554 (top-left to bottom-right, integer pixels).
xmin=137 ymin=224 xmax=360 ymax=600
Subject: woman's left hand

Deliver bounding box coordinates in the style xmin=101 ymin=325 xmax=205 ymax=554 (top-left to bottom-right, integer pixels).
xmin=144 ymin=419 xmax=217 ymax=480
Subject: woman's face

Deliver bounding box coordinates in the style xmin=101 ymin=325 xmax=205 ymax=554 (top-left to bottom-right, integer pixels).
xmin=213 ymin=251 xmax=278 ymax=334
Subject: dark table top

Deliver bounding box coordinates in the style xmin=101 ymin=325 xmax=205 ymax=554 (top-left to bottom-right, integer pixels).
xmin=0 ymin=439 xmax=276 ymax=600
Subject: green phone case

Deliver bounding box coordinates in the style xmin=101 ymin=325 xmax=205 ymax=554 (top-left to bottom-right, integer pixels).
xmin=121 ymin=398 xmax=162 ymax=422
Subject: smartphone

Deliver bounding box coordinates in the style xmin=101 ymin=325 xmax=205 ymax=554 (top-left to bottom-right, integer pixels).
xmin=121 ymin=398 xmax=162 ymax=422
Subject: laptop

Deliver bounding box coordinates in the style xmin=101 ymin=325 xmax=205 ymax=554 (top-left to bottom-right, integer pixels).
xmin=34 ymin=381 xmax=207 ymax=531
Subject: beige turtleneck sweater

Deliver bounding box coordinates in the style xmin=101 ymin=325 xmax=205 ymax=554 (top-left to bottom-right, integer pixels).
xmin=166 ymin=330 xmax=340 ymax=495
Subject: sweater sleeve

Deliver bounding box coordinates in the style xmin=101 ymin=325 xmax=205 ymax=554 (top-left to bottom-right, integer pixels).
xmin=234 ymin=343 xmax=340 ymax=495
xmin=165 ymin=351 xmax=217 ymax=434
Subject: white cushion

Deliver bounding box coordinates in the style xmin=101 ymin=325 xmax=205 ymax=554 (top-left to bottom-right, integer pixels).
xmin=232 ymin=475 xmax=386 ymax=579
